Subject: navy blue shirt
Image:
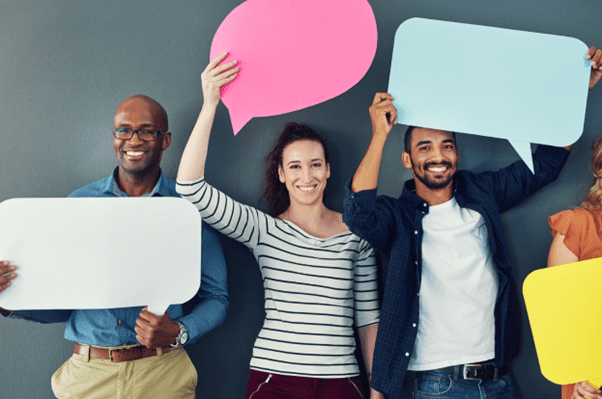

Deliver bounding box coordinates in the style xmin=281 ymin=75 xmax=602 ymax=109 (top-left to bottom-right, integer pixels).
xmin=343 ymin=145 xmax=569 ymax=399
xmin=10 ymin=168 xmax=229 ymax=346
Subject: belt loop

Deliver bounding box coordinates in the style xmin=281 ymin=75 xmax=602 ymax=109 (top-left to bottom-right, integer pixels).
xmin=83 ymin=345 xmax=90 ymax=363
xmin=453 ymin=365 xmax=459 ymax=381
xmin=494 ymin=367 xmax=499 ymax=381
xmin=156 ymin=347 xmax=163 ymax=356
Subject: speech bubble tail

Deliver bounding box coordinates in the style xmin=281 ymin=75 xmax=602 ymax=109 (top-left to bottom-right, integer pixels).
xmin=508 ymin=140 xmax=534 ymax=174
xmin=147 ymin=304 xmax=169 ymax=316
xmin=229 ymin=110 xmax=252 ymax=136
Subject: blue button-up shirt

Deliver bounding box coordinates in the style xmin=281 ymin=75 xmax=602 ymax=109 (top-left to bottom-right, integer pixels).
xmin=10 ymin=167 xmax=229 ymax=346
xmin=343 ymin=145 xmax=569 ymax=399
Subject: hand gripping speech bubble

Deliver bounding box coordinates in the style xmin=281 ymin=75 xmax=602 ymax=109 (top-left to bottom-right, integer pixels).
xmin=210 ymin=0 xmax=378 ymax=135
xmin=0 ymin=198 xmax=201 ymax=316
xmin=523 ymin=259 xmax=602 ymax=385
xmin=388 ymin=18 xmax=591 ymax=172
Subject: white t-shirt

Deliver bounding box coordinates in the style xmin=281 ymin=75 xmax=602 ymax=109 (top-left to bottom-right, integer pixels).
xmin=408 ymin=197 xmax=498 ymax=371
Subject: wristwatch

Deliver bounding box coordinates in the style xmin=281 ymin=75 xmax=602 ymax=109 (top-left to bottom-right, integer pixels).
xmin=173 ymin=321 xmax=189 ymax=346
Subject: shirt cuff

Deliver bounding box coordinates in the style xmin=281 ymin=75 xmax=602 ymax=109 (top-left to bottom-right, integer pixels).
xmin=344 ymin=179 xmax=378 ymax=208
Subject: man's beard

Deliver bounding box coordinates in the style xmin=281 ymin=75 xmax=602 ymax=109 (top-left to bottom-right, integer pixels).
xmin=414 ymin=161 xmax=455 ymax=190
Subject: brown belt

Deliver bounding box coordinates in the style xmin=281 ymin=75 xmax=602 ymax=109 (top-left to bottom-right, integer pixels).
xmin=73 ymin=343 xmax=178 ymax=362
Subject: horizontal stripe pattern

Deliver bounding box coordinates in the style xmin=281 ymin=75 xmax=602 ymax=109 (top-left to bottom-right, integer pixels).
xmin=177 ymin=178 xmax=379 ymax=378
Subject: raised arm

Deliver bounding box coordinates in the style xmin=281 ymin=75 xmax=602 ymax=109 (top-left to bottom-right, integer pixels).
xmin=176 ymin=52 xmax=238 ymax=182
xmin=351 ymin=93 xmax=398 ymax=193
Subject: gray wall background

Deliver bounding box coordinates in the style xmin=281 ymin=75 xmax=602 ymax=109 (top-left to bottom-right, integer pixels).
xmin=1 ymin=0 xmax=601 ymax=398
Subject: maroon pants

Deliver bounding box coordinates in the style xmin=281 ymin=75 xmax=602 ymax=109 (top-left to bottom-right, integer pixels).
xmin=245 ymin=370 xmax=365 ymax=399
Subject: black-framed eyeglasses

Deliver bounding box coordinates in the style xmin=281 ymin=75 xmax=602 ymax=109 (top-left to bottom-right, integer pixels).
xmin=112 ymin=128 xmax=167 ymax=142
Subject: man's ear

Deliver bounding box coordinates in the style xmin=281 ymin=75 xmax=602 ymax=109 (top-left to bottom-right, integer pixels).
xmin=161 ymin=132 xmax=172 ymax=151
xmin=402 ymin=151 xmax=413 ymax=169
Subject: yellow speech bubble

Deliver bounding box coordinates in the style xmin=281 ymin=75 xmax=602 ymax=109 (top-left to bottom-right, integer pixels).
xmin=523 ymin=258 xmax=602 ymax=385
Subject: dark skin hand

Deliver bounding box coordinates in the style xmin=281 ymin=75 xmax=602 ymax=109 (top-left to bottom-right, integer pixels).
xmin=0 ymin=260 xmax=17 ymax=294
xmin=587 ymin=46 xmax=602 ymax=90
xmin=0 ymin=260 xmax=16 ymax=317
xmin=134 ymin=307 xmax=180 ymax=348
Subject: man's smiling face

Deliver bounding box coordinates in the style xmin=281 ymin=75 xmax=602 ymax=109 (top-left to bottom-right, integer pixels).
xmin=403 ymin=127 xmax=458 ymax=191
xmin=112 ymin=95 xmax=170 ymax=177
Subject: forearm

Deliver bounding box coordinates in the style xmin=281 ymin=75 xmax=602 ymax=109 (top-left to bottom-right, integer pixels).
xmin=358 ymin=323 xmax=379 ymax=383
xmin=178 ymin=296 xmax=228 ymax=344
xmin=351 ymin=133 xmax=388 ymax=193
xmin=176 ymin=103 xmax=218 ymax=182
xmin=7 ymin=309 xmax=72 ymax=323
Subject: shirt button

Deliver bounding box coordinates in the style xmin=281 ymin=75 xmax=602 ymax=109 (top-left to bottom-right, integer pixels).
xmin=415 ymin=261 xmax=418 ymax=265
xmin=405 ymin=352 xmax=410 ymax=357
xmin=417 ymin=292 xmax=420 ymax=297
xmin=423 ymin=203 xmax=427 ymax=207
xmin=414 ymin=231 xmax=418 ymax=235
xmin=412 ymin=323 xmax=417 ymax=327
xmin=118 ymin=320 xmax=123 ymax=324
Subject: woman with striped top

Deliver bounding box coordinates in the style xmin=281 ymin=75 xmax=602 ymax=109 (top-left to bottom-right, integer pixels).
xmin=176 ymin=54 xmax=381 ymax=398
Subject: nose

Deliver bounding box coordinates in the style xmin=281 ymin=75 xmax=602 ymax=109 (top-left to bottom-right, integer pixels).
xmin=302 ymin=167 xmax=311 ymax=182
xmin=129 ymin=130 xmax=144 ymax=145
xmin=431 ymin=146 xmax=443 ymax=161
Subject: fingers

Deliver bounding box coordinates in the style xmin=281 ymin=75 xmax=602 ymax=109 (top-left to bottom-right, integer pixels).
xmin=204 ymin=52 xmax=229 ymax=73
xmin=574 ymin=381 xmax=601 ymax=399
xmin=0 ymin=261 xmax=17 ymax=292
xmin=138 ymin=307 xmax=165 ymax=323
xmin=372 ymin=92 xmax=395 ymax=105
xmin=586 ymin=46 xmax=602 ymax=68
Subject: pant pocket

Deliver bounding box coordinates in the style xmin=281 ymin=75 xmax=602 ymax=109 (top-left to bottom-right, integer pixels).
xmin=415 ymin=373 xmax=454 ymax=397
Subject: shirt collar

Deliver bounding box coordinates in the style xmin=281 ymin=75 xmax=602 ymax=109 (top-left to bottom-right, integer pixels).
xmin=107 ymin=167 xmax=167 ymax=197
xmin=400 ymin=178 xmax=459 ymax=210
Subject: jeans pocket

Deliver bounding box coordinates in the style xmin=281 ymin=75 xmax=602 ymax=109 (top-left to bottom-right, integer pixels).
xmin=497 ymin=375 xmax=515 ymax=392
xmin=415 ymin=374 xmax=454 ymax=397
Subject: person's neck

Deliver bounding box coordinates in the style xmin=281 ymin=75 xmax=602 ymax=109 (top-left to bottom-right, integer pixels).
xmin=415 ymin=180 xmax=454 ymax=206
xmin=279 ymin=201 xmax=328 ymax=231
xmin=116 ymin=167 xmax=161 ymax=197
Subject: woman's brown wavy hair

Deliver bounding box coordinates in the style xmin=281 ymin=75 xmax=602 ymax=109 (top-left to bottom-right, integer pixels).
xmin=261 ymin=122 xmax=330 ymax=217
xmin=581 ymin=134 xmax=602 ymax=211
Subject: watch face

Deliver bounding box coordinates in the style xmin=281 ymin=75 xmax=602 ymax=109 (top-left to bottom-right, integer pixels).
xmin=180 ymin=331 xmax=189 ymax=344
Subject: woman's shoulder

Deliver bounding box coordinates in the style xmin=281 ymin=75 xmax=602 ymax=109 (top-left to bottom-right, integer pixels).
xmin=549 ymin=207 xmax=601 ymax=235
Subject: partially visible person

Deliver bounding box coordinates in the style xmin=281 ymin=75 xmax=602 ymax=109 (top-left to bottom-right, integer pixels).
xmin=0 ymin=94 xmax=229 ymax=399
xmin=548 ymin=134 xmax=602 ymax=399
xmin=176 ymin=53 xmax=381 ymax=398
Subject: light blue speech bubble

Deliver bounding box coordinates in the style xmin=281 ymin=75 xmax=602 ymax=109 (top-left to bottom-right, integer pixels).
xmin=388 ymin=18 xmax=591 ymax=172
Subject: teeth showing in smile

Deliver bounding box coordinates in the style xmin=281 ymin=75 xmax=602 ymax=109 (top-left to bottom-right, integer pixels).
xmin=427 ymin=166 xmax=446 ymax=173
xmin=299 ymin=186 xmax=316 ymax=192
xmin=126 ymin=151 xmax=144 ymax=156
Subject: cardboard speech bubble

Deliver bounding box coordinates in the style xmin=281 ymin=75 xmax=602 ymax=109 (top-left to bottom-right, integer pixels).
xmin=210 ymin=0 xmax=378 ymax=135
xmin=0 ymin=198 xmax=201 ymax=315
xmin=523 ymin=259 xmax=602 ymax=385
xmin=388 ymin=18 xmax=591 ymax=172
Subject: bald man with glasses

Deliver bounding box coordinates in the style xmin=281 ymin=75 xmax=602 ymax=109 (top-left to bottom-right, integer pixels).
xmin=0 ymin=94 xmax=229 ymax=399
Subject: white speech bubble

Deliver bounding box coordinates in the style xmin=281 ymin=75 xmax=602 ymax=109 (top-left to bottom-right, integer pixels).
xmin=388 ymin=18 xmax=591 ymax=172
xmin=0 ymin=198 xmax=201 ymax=315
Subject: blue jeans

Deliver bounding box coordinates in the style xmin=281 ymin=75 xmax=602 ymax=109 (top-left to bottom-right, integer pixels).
xmin=412 ymin=368 xmax=517 ymax=399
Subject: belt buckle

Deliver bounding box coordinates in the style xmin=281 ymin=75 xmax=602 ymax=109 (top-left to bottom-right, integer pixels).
xmin=108 ymin=348 xmax=121 ymax=362
xmin=462 ymin=363 xmax=482 ymax=381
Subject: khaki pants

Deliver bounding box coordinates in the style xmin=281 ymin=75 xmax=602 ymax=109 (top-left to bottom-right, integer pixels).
xmin=51 ymin=346 xmax=197 ymax=399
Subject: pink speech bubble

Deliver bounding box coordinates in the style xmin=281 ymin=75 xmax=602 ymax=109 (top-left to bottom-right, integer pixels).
xmin=210 ymin=0 xmax=377 ymax=135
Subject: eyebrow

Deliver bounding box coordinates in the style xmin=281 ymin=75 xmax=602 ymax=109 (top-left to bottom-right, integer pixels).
xmin=415 ymin=140 xmax=432 ymax=147
xmin=286 ymin=158 xmax=324 ymax=166
xmin=415 ymin=139 xmax=455 ymax=147
xmin=116 ymin=123 xmax=156 ymax=129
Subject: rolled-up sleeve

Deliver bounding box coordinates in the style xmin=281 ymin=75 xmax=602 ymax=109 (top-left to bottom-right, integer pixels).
xmin=343 ymin=180 xmax=396 ymax=255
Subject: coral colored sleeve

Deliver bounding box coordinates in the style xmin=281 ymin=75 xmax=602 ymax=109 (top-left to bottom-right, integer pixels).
xmin=548 ymin=210 xmax=583 ymax=259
